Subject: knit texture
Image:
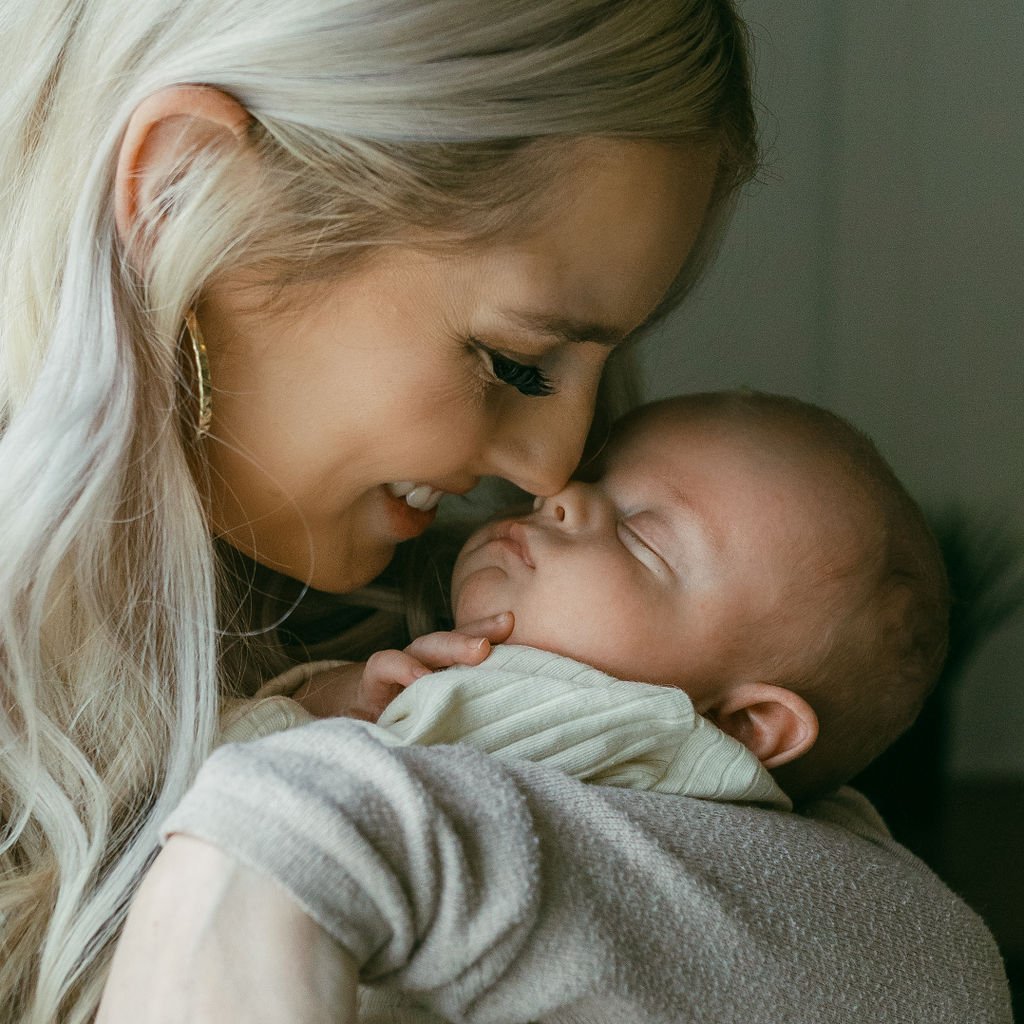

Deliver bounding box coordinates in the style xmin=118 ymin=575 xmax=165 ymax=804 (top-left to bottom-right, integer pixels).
xmin=164 ymin=720 xmax=1013 ymax=1023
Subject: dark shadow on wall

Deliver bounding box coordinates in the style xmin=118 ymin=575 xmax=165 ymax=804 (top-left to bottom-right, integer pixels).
xmin=851 ymin=511 xmax=1024 ymax=1017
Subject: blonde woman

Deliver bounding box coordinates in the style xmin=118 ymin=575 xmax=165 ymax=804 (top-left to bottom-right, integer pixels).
xmin=0 ymin=0 xmax=1009 ymax=1021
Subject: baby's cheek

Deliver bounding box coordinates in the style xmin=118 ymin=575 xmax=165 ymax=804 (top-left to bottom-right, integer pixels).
xmin=450 ymin=567 xmax=509 ymax=627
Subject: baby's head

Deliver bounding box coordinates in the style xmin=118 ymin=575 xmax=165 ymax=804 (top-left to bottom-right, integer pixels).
xmin=451 ymin=390 xmax=949 ymax=802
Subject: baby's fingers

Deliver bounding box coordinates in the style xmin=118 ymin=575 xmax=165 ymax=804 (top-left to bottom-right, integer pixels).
xmin=449 ymin=611 xmax=515 ymax=645
xmin=358 ymin=649 xmax=434 ymax=721
xmin=362 ymin=648 xmax=432 ymax=690
xmin=404 ymin=616 xmax=511 ymax=670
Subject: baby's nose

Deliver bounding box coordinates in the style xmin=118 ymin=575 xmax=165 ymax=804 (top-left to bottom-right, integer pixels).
xmin=533 ymin=481 xmax=604 ymax=530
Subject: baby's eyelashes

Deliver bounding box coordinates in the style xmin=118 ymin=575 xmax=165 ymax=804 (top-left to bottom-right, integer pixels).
xmin=616 ymin=519 xmax=670 ymax=575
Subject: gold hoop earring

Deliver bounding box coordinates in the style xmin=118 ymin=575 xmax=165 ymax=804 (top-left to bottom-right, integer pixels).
xmin=182 ymin=309 xmax=212 ymax=441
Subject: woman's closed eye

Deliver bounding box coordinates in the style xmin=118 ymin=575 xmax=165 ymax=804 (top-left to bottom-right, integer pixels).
xmin=473 ymin=340 xmax=556 ymax=397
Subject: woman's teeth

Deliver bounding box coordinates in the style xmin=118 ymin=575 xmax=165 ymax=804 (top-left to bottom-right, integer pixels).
xmin=387 ymin=481 xmax=444 ymax=510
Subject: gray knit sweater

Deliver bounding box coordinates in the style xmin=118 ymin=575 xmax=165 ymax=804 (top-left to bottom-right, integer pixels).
xmin=163 ymin=719 xmax=1012 ymax=1023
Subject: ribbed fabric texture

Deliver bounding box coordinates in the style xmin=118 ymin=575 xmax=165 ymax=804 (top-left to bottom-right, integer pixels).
xmin=375 ymin=645 xmax=790 ymax=809
xmin=218 ymin=645 xmax=789 ymax=809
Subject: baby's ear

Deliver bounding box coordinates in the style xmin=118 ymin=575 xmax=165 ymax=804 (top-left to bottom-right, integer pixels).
xmin=706 ymin=683 xmax=818 ymax=769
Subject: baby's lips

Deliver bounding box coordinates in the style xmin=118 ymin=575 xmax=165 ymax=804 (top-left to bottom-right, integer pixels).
xmin=505 ymin=522 xmax=535 ymax=568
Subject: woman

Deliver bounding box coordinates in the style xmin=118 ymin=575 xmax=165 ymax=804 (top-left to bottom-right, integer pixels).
xmin=0 ymin=0 xmax=1008 ymax=1021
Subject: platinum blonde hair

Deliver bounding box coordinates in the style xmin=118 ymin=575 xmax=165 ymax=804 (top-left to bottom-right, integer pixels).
xmin=0 ymin=0 xmax=756 ymax=1017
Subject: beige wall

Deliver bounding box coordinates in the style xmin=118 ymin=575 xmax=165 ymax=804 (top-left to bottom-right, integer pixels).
xmin=639 ymin=1 xmax=1024 ymax=777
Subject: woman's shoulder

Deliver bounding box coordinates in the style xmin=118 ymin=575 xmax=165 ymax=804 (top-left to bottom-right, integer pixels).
xmin=521 ymin=771 xmax=1010 ymax=1019
xmin=169 ymin=722 xmax=1013 ymax=1023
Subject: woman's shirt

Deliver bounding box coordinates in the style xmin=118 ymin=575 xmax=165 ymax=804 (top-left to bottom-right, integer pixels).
xmin=164 ymin=717 xmax=1012 ymax=1023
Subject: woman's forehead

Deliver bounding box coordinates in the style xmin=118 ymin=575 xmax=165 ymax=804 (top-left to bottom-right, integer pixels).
xmin=490 ymin=140 xmax=720 ymax=331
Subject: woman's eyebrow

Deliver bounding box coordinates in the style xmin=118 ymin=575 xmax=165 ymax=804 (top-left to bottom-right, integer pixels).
xmin=497 ymin=309 xmax=626 ymax=346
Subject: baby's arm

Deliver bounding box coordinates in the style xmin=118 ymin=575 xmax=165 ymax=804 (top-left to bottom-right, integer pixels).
xmin=288 ymin=662 xmax=365 ymax=719
xmin=292 ymin=611 xmax=514 ymax=721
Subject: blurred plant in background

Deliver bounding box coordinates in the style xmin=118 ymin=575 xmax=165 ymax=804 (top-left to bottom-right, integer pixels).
xmin=853 ymin=508 xmax=1024 ymax=856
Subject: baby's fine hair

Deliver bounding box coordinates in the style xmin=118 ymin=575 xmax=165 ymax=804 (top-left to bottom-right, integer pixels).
xmin=650 ymin=391 xmax=950 ymax=803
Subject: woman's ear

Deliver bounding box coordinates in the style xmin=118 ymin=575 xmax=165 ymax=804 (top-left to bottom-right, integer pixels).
xmin=706 ymin=682 xmax=818 ymax=769
xmin=114 ymin=85 xmax=252 ymax=255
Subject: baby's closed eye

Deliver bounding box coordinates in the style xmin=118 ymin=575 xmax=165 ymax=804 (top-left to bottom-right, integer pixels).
xmin=617 ymin=516 xmax=671 ymax=575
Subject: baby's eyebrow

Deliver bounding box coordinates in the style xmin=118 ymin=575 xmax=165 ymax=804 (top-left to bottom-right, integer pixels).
xmin=658 ymin=482 xmax=726 ymax=561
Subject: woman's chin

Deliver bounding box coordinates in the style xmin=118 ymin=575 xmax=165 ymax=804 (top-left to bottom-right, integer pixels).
xmin=303 ymin=550 xmax=395 ymax=595
xmin=220 ymin=535 xmax=395 ymax=596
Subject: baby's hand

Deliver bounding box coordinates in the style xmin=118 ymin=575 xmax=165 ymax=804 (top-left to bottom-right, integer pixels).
xmin=354 ymin=612 xmax=514 ymax=722
xmin=290 ymin=662 xmax=365 ymax=719
xmin=292 ymin=612 xmax=513 ymax=722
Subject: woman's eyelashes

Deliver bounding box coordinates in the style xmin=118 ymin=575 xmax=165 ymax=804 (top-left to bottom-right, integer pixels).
xmin=474 ymin=340 xmax=556 ymax=397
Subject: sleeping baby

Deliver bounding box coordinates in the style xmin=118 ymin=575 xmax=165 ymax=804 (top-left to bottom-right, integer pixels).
xmin=232 ymin=389 xmax=949 ymax=813
xmin=221 ymin=389 xmax=949 ymax=1022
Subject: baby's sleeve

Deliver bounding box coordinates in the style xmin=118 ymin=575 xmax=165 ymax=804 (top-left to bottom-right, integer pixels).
xmin=215 ymin=659 xmax=352 ymax=745
xmin=217 ymin=696 xmax=316 ymax=746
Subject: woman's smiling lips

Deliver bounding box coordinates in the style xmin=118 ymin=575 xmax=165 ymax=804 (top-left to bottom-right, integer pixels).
xmin=382 ymin=486 xmax=438 ymax=539
xmin=386 ymin=480 xmax=445 ymax=510
xmin=382 ymin=479 xmax=479 ymax=540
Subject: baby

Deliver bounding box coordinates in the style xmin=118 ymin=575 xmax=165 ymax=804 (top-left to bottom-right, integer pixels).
xmin=217 ymin=389 xmax=950 ymax=1024
xmin=236 ymin=390 xmax=949 ymax=808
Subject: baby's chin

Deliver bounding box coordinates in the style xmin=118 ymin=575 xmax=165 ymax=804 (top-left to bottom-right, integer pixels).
xmin=450 ymin=560 xmax=510 ymax=629
xmin=452 ymin=591 xmax=505 ymax=630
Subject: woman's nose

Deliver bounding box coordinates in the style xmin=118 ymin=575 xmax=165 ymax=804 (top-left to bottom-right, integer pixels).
xmin=485 ymin=382 xmax=597 ymax=497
